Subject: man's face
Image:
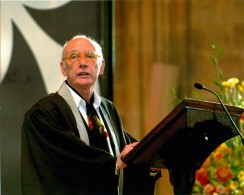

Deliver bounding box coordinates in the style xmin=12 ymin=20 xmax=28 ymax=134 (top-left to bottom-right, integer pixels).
xmin=60 ymin=38 xmax=105 ymax=89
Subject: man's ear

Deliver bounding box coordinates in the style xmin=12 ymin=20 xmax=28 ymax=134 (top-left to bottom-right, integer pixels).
xmin=60 ymin=62 xmax=67 ymax=76
xmin=99 ymin=60 xmax=105 ymax=75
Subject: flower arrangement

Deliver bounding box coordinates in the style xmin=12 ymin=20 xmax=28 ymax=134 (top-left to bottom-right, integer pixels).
xmin=221 ymin=78 xmax=244 ymax=108
xmin=193 ymin=130 xmax=244 ymax=195
xmin=191 ymin=45 xmax=244 ymax=195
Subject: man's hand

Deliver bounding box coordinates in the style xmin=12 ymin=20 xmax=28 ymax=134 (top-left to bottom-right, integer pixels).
xmin=116 ymin=142 xmax=138 ymax=169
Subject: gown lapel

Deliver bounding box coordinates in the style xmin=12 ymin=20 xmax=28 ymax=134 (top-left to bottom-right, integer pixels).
xmin=58 ymin=82 xmax=90 ymax=145
xmin=100 ymin=103 xmax=121 ymax=156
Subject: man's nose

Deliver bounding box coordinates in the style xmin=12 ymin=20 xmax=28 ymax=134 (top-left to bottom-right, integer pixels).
xmin=79 ymin=63 xmax=87 ymax=69
xmin=78 ymin=55 xmax=88 ymax=68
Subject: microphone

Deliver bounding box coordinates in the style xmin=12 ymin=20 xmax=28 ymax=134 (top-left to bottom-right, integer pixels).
xmin=194 ymin=83 xmax=244 ymax=146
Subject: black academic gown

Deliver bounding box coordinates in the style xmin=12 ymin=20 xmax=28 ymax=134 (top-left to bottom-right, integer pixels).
xmin=21 ymin=84 xmax=160 ymax=195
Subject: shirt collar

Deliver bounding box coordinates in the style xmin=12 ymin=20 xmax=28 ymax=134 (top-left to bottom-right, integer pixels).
xmin=65 ymin=82 xmax=101 ymax=109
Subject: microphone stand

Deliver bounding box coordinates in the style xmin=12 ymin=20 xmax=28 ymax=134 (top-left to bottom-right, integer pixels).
xmin=194 ymin=83 xmax=244 ymax=146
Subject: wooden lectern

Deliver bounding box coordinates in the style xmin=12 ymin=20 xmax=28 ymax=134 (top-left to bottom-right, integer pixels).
xmin=122 ymin=98 xmax=244 ymax=195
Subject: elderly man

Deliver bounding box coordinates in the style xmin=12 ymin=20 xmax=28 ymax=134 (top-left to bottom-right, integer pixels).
xmin=21 ymin=35 xmax=160 ymax=195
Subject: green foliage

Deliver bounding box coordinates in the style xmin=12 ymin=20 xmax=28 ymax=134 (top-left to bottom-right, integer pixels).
xmin=169 ymin=86 xmax=182 ymax=106
xmin=210 ymin=45 xmax=224 ymax=88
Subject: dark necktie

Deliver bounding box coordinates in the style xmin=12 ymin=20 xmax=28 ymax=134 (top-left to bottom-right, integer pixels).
xmin=86 ymin=97 xmax=109 ymax=152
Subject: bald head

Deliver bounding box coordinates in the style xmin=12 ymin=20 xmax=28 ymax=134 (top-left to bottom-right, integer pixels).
xmin=62 ymin=35 xmax=103 ymax=60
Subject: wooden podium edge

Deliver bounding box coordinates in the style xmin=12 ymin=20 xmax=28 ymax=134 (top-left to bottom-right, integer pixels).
xmin=122 ymin=98 xmax=244 ymax=165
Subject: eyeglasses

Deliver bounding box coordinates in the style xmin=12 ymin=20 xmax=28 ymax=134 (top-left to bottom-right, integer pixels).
xmin=62 ymin=50 xmax=100 ymax=63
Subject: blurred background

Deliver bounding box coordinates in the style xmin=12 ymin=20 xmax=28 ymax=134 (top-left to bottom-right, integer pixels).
xmin=1 ymin=1 xmax=244 ymax=194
